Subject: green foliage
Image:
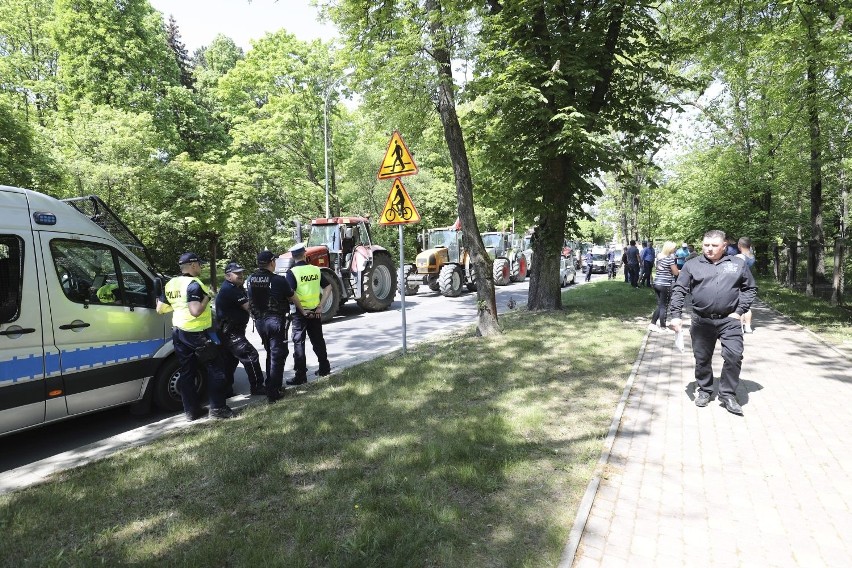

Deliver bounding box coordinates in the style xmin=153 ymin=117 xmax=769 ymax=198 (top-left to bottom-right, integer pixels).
xmin=0 ymin=100 xmax=59 ymax=189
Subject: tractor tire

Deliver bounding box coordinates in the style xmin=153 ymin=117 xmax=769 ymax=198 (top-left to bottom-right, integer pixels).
xmin=356 ymin=252 xmax=397 ymax=312
xmin=427 ymin=274 xmax=440 ymax=291
xmin=439 ymin=264 xmax=464 ymax=297
xmin=493 ymin=258 xmax=511 ymax=286
xmin=320 ymin=276 xmax=342 ymax=322
xmin=153 ymin=355 xmax=206 ymax=412
xmin=402 ymin=264 xmax=419 ymax=296
xmin=510 ymin=254 xmax=528 ymax=282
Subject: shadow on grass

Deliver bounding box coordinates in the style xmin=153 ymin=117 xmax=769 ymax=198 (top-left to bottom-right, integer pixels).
xmin=0 ymin=281 xmax=656 ymax=567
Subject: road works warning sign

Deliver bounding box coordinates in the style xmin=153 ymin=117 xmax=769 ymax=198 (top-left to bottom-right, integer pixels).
xmin=377 ymin=131 xmax=418 ymax=180
xmin=379 ymin=178 xmax=421 ymax=226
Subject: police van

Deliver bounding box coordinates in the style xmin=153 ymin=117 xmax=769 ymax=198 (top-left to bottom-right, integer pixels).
xmin=0 ymin=185 xmax=200 ymax=437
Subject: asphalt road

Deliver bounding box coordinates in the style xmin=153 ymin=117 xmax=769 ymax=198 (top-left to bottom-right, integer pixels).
xmin=0 ymin=271 xmax=610 ymax=493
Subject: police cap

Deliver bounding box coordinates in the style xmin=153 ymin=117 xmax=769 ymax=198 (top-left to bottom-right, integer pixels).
xmin=257 ymin=250 xmax=277 ymax=266
xmin=289 ymin=242 xmax=306 ymax=256
xmin=178 ymin=252 xmax=203 ymax=265
xmin=224 ymin=261 xmax=245 ymax=273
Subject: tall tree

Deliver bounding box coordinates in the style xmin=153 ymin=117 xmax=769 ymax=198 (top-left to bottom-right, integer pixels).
xmin=329 ymin=0 xmax=502 ymax=336
xmin=471 ymin=1 xmax=681 ymax=310
xmin=165 ymin=15 xmax=194 ymax=89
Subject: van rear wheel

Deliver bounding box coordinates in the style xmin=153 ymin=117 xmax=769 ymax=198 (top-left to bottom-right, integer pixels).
xmin=153 ymin=356 xmax=206 ymax=412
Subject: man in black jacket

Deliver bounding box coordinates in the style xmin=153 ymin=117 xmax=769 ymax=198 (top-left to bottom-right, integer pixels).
xmin=669 ymin=230 xmax=757 ymax=415
xmin=215 ymin=261 xmax=265 ymax=396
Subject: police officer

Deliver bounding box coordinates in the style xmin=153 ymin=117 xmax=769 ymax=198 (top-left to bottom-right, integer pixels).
xmin=215 ymin=261 xmax=265 ymax=397
xmin=156 ymin=252 xmax=234 ymax=421
xmin=246 ymin=250 xmax=301 ymax=403
xmin=669 ymin=230 xmax=757 ymax=415
xmin=285 ymin=243 xmax=331 ymax=385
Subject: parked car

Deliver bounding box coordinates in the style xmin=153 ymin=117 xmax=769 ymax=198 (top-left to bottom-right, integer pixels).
xmin=560 ymin=255 xmax=577 ymax=287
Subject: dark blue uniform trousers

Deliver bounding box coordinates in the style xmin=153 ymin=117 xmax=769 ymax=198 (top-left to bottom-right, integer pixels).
xmin=172 ymin=328 xmax=227 ymax=412
xmin=256 ymin=315 xmax=289 ymax=396
xmin=690 ymin=315 xmax=744 ymax=400
xmin=291 ymin=313 xmax=330 ymax=381
xmin=220 ymin=325 xmax=264 ymax=391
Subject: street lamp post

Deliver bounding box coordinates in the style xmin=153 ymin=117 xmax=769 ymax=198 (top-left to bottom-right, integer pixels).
xmin=323 ymin=72 xmax=352 ymax=218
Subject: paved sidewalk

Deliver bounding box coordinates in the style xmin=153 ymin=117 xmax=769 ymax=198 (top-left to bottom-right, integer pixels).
xmin=569 ymin=300 xmax=852 ymax=567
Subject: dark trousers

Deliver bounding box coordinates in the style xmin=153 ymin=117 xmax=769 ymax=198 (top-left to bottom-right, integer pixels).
xmin=640 ymin=260 xmax=653 ymax=287
xmin=220 ymin=325 xmax=264 ymax=391
xmin=256 ymin=315 xmax=289 ymax=396
xmin=627 ymin=263 xmax=640 ymax=287
xmin=291 ymin=313 xmax=330 ymax=381
xmin=651 ymin=284 xmax=671 ymax=327
xmin=172 ymin=328 xmax=227 ymax=412
xmin=584 ymin=265 xmax=592 ymax=282
xmin=690 ymin=315 xmax=744 ymax=399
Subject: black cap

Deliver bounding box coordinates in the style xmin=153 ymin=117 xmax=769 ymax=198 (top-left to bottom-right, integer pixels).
xmin=224 ymin=261 xmax=245 ymax=273
xmin=257 ymin=250 xmax=276 ymax=265
xmin=178 ymin=252 xmax=202 ymax=265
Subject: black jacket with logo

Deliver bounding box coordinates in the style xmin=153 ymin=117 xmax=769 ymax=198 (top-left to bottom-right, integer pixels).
xmin=670 ymin=254 xmax=757 ymax=319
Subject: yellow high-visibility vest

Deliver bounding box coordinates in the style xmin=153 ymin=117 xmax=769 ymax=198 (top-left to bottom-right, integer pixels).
xmin=290 ymin=264 xmax=322 ymax=309
xmin=164 ymin=275 xmax=213 ymax=331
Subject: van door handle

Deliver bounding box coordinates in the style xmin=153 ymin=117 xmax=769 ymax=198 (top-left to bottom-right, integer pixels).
xmin=59 ymin=322 xmax=91 ymax=330
xmin=0 ymin=327 xmax=36 ymax=336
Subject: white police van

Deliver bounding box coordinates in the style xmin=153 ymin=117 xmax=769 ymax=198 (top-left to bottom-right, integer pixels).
xmin=0 ymin=185 xmax=200 ymax=437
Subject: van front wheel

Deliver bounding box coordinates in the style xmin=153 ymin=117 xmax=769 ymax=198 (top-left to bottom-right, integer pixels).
xmin=153 ymin=356 xmax=206 ymax=412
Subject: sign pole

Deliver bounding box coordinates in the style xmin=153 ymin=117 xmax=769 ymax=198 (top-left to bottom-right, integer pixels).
xmin=399 ymin=224 xmax=407 ymax=355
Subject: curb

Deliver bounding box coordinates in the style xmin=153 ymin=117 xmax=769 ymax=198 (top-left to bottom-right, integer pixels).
xmin=557 ymin=327 xmax=652 ymax=568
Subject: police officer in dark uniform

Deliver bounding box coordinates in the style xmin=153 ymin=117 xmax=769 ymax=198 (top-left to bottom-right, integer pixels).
xmin=246 ymin=250 xmax=301 ymax=403
xmin=215 ymin=261 xmax=265 ymax=396
xmin=669 ymin=230 xmax=757 ymax=415
xmin=285 ymin=243 xmax=331 ymax=385
xmin=156 ymin=252 xmax=234 ymax=421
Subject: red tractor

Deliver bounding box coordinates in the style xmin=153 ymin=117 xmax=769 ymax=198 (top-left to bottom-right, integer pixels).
xmin=278 ymin=216 xmax=397 ymax=321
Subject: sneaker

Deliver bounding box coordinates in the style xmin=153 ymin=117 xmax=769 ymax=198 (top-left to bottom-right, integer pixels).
xmin=695 ymin=391 xmax=711 ymax=407
xmin=647 ymin=323 xmax=660 ymax=332
xmin=744 ymin=325 xmax=753 ymax=334
xmin=185 ymin=407 xmax=208 ymax=421
xmin=210 ymin=406 xmax=236 ymax=419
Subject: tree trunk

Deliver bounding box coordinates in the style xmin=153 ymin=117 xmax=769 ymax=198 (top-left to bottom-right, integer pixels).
xmin=426 ymin=0 xmax=499 ymax=336
xmin=528 ymin=163 xmax=569 ymax=311
xmin=805 ymin=22 xmax=824 ymax=294
xmin=208 ymin=234 xmax=219 ymax=292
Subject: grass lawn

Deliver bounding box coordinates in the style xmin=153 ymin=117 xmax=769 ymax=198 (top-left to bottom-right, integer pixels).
xmin=0 ymin=281 xmax=655 ymax=567
xmin=756 ymin=276 xmax=852 ymax=355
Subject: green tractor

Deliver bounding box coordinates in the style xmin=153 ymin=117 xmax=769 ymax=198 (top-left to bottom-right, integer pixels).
xmin=405 ymin=226 xmax=475 ymax=297
xmin=480 ymin=231 xmax=528 ymax=286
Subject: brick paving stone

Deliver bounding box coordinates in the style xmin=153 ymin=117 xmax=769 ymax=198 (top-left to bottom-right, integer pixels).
xmin=569 ymin=301 xmax=852 ymax=567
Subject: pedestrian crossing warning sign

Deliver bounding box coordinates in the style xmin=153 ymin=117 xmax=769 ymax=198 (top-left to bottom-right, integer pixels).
xmin=379 ymin=178 xmax=421 ymax=226
xmin=377 ymin=131 xmax=418 ymax=180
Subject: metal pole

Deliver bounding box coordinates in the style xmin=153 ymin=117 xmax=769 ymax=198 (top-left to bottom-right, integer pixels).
xmin=399 ymin=224 xmax=407 ymax=354
xmin=323 ymin=91 xmax=330 ymax=218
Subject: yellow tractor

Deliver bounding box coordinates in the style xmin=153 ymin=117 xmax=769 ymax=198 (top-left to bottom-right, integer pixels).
xmin=405 ymin=226 xmax=475 ymax=297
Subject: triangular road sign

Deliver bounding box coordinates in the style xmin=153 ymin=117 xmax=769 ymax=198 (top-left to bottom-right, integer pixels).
xmin=377 ymin=131 xmax=418 ymax=180
xmin=379 ymin=178 xmax=421 ymax=226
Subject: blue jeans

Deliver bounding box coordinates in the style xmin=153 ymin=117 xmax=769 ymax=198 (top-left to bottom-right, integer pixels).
xmin=256 ymin=315 xmax=289 ymax=396
xmin=172 ymin=328 xmax=227 ymax=412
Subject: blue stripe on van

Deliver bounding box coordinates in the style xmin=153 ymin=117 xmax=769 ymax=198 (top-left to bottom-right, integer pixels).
xmin=0 ymin=338 xmax=165 ymax=384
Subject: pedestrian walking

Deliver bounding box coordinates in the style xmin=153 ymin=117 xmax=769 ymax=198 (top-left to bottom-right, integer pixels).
xmin=669 ymin=230 xmax=757 ymax=415
xmin=639 ymin=240 xmax=656 ymax=287
xmin=285 ymin=243 xmax=332 ymax=385
xmin=675 ymin=242 xmax=689 ymax=269
xmin=625 ymin=240 xmax=641 ymax=288
xmin=736 ymin=237 xmax=756 ymax=333
xmin=215 ymin=261 xmax=265 ymax=397
xmin=156 ymin=252 xmax=234 ymax=421
xmin=247 ymin=250 xmax=301 ymax=404
xmin=584 ymin=249 xmax=593 ymax=282
xmin=648 ymin=241 xmax=680 ymax=333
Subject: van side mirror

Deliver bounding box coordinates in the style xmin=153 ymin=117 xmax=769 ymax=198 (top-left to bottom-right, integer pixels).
xmin=153 ymin=277 xmax=164 ymax=300
xmin=344 ymin=227 xmax=354 ymax=240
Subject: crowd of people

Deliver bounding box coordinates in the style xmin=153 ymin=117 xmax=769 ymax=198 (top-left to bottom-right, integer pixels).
xmin=156 ymin=243 xmax=332 ymax=422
